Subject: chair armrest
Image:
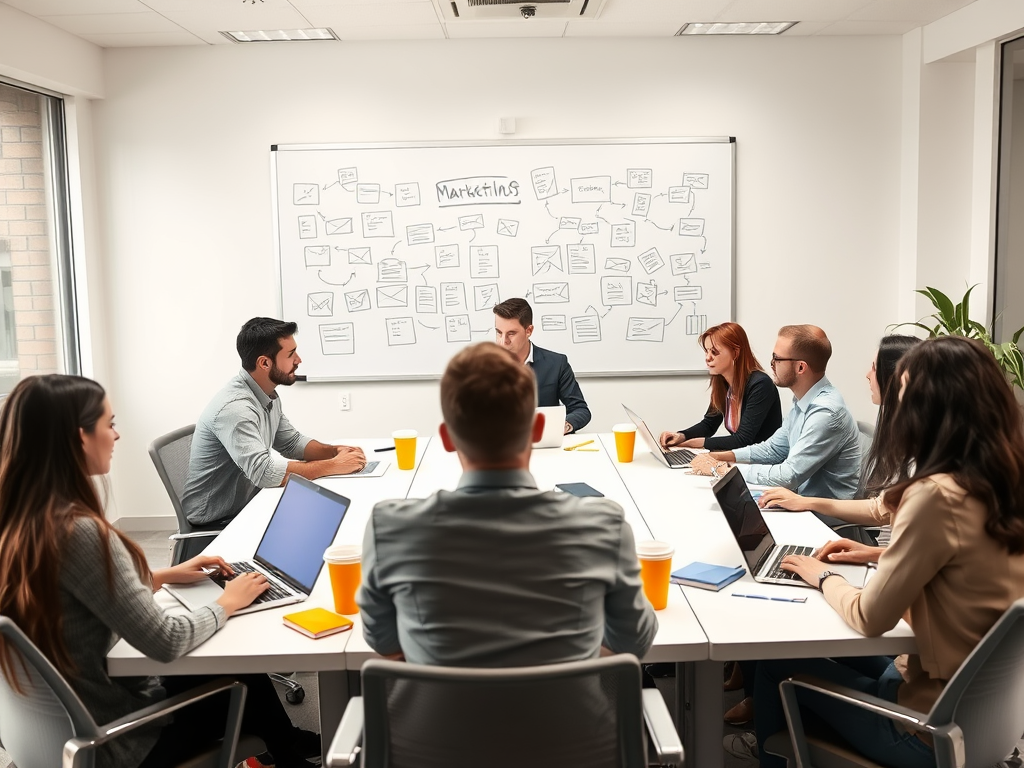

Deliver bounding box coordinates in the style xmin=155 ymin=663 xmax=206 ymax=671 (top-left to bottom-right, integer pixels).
xmin=63 ymin=677 xmax=247 ymax=768
xmin=169 ymin=531 xmax=221 ymax=541
xmin=779 ymin=676 xmax=965 ymax=768
xmin=326 ymin=696 xmax=364 ymax=768
xmin=642 ymin=688 xmax=683 ymax=766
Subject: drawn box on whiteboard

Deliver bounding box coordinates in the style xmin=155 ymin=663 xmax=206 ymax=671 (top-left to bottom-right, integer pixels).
xmin=377 ymin=285 xmax=409 ymax=308
xmin=601 ymin=276 xmax=632 ymax=306
xmin=473 ymin=283 xmax=500 ymax=312
xmin=638 ymin=247 xmax=665 ymax=275
xmin=627 ymin=169 xmax=653 ymax=188
xmin=377 ymin=258 xmax=407 ymax=282
xmin=668 ymin=186 xmax=691 ymax=204
xmin=395 ymin=182 xmax=421 ymax=207
xmin=497 ymin=219 xmax=519 ymax=237
xmin=605 ymin=257 xmax=630 ymax=273
xmin=532 ymin=282 xmax=570 ymax=304
xmin=320 ymin=323 xmax=355 ymax=355
xmin=441 ymin=282 xmax=467 ymax=314
xmin=356 ymin=183 xmax=381 ymax=204
xmin=344 ymin=289 xmax=370 ymax=313
xmin=571 ymin=176 xmax=611 ymax=204
xmin=298 ymin=215 xmax=317 ymax=239
xmin=386 ymin=317 xmax=416 ymax=347
xmin=567 ymin=244 xmax=596 ymax=274
xmin=348 ymin=247 xmax=371 ymax=266
xmin=610 ymin=222 xmax=635 ymax=248
xmin=338 ymin=168 xmax=358 ymax=185
xmin=572 ymin=315 xmax=602 ymax=344
xmin=674 ymin=285 xmax=703 ymax=302
xmin=541 ymin=315 xmax=567 ymax=332
xmin=531 ymin=245 xmax=562 ymax=276
xmin=459 ymin=214 xmax=484 ymax=231
xmin=415 ymin=286 xmax=438 ymax=313
xmin=361 ymin=212 xmax=394 ymax=238
xmin=636 ymin=281 xmax=658 ymax=307
xmin=435 ymin=244 xmax=460 ymax=269
xmin=307 ymin=292 xmax=334 ymax=317
xmin=559 ymin=217 xmax=581 ymax=230
xmin=632 ymin=193 xmax=651 ymax=218
xmin=531 ymin=167 xmax=557 ymax=200
xmin=678 ymin=218 xmax=705 ymax=237
xmin=293 ymin=183 xmax=319 ymax=206
xmin=304 ymin=245 xmax=331 ymax=268
xmin=446 ymin=314 xmax=471 ymax=343
xmin=578 ymin=222 xmax=599 ymax=235
xmin=326 ymin=218 xmax=353 ymax=236
xmin=683 ymin=173 xmax=709 ymax=189
xmin=406 ymin=223 xmax=435 ymax=246
xmin=626 ymin=317 xmax=666 ymax=343
xmin=687 ymin=314 xmax=708 ymax=336
xmin=670 ymin=253 xmax=698 ymax=275
xmin=470 ymin=246 xmax=499 ymax=279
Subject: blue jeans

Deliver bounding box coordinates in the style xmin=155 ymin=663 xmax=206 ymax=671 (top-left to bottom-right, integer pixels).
xmin=754 ymin=657 xmax=936 ymax=768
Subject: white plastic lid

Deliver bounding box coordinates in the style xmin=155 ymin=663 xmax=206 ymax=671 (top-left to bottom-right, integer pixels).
xmin=635 ymin=540 xmax=674 ymax=560
xmin=392 ymin=429 xmax=418 ymax=439
xmin=323 ymin=544 xmax=361 ymax=564
xmin=612 ymin=423 xmax=637 ymax=433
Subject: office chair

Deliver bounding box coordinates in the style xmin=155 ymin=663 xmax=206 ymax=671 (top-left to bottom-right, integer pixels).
xmin=327 ymin=655 xmax=684 ymax=768
xmin=148 ymin=425 xmax=305 ymax=705
xmin=0 ymin=616 xmax=263 ymax=768
xmin=765 ymin=597 xmax=1024 ymax=768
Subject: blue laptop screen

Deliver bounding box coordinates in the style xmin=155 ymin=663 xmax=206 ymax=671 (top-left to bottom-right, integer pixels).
xmin=254 ymin=476 xmax=350 ymax=592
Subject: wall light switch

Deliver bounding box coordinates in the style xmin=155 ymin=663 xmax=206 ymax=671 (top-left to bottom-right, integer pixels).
xmin=339 ymin=392 xmax=351 ymax=411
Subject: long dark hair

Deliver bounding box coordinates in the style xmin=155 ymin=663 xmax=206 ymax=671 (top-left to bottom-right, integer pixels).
xmin=0 ymin=375 xmax=150 ymax=688
xmin=862 ymin=334 xmax=922 ymax=491
xmin=873 ymin=337 xmax=1024 ymax=553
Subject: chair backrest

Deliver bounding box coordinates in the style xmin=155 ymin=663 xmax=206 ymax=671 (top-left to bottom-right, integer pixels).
xmin=0 ymin=616 xmax=100 ymax=768
xmin=148 ymin=424 xmax=196 ymax=535
xmin=927 ymin=597 xmax=1024 ymax=768
xmin=360 ymin=655 xmax=646 ymax=768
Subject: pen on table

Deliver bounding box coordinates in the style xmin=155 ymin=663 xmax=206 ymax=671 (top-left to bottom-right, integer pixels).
xmin=564 ymin=439 xmax=595 ymax=451
xmin=374 ymin=446 xmax=397 ymax=452
xmin=731 ymin=593 xmax=807 ymax=604
xmin=576 ymin=448 xmax=599 ymax=452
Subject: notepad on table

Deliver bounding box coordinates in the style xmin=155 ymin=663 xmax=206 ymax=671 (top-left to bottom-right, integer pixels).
xmin=283 ymin=607 xmax=354 ymax=639
xmin=671 ymin=562 xmax=746 ymax=591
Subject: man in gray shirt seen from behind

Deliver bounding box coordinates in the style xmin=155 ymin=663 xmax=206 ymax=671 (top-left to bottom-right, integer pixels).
xmin=182 ymin=317 xmax=366 ymax=531
xmin=357 ymin=342 xmax=658 ymax=667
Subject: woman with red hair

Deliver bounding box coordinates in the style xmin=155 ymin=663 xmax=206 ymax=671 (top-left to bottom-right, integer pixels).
xmin=659 ymin=322 xmax=782 ymax=451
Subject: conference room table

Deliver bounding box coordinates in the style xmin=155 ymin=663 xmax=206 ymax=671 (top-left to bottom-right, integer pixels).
xmin=108 ymin=432 xmax=917 ymax=768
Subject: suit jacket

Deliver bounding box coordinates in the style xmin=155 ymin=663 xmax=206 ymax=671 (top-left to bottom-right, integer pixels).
xmin=530 ymin=343 xmax=591 ymax=433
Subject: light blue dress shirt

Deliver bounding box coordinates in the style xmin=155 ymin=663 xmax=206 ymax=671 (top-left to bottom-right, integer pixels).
xmin=732 ymin=376 xmax=861 ymax=500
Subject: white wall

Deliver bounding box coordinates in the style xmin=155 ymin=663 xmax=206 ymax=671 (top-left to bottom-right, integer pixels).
xmin=91 ymin=36 xmax=904 ymax=524
xmin=0 ymin=4 xmax=103 ymax=97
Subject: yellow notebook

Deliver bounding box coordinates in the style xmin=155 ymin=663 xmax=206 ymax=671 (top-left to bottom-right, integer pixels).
xmin=282 ymin=608 xmax=354 ymax=639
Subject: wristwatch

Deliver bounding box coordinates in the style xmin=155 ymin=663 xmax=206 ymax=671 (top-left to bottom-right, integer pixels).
xmin=817 ymin=570 xmax=841 ymax=591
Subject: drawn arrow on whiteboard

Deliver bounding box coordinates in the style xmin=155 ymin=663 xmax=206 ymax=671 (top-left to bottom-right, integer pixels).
xmin=469 ymin=229 xmax=477 ymax=243
xmin=417 ymin=320 xmax=440 ymax=330
xmin=317 ymin=211 xmax=327 ymax=222
xmin=439 ymin=225 xmax=456 ymax=232
xmin=391 ymin=241 xmax=401 ymax=255
xmin=644 ymin=219 xmax=675 ymax=232
xmin=322 ymin=181 xmax=339 ymax=190
xmin=409 ymin=264 xmax=431 ymax=285
xmin=381 ymin=190 xmax=393 ymax=197
xmin=613 ymin=181 xmax=626 ymax=186
xmin=665 ymin=303 xmax=685 ymax=326
xmin=544 ymin=200 xmax=557 ymax=219
xmin=317 ymin=271 xmax=355 ymax=287
xmin=686 ymin=198 xmax=696 ymax=217
xmin=544 ymin=229 xmax=559 ymax=245
xmin=654 ymin=193 xmax=668 ymax=200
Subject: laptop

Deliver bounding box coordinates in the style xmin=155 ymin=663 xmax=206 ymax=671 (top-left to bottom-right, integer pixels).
xmin=534 ymin=405 xmax=567 ymax=449
xmin=622 ymin=404 xmax=697 ymax=468
xmin=711 ymin=466 xmax=870 ymax=589
xmin=164 ymin=475 xmax=351 ymax=616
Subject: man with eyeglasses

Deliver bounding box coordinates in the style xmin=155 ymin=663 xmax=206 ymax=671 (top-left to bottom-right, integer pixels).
xmin=693 ymin=324 xmax=861 ymax=500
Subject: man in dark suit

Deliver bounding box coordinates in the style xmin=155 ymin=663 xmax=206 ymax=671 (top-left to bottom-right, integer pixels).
xmin=492 ymin=297 xmax=591 ymax=434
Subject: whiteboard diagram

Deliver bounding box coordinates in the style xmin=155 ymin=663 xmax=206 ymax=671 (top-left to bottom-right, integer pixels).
xmin=273 ymin=139 xmax=734 ymax=380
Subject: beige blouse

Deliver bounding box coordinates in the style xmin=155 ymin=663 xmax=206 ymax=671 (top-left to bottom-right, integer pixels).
xmin=823 ymin=474 xmax=1024 ymax=714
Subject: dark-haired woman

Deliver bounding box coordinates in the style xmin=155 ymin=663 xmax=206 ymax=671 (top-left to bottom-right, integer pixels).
xmin=0 ymin=375 xmax=314 ymax=768
xmin=744 ymin=337 xmax=1024 ymax=768
xmin=659 ymin=321 xmax=782 ymax=451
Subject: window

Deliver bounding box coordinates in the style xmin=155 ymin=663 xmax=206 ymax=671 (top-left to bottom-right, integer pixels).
xmin=0 ymin=78 xmax=80 ymax=394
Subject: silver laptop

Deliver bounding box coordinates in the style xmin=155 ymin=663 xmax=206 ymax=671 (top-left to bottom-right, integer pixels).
xmin=712 ymin=466 xmax=869 ymax=588
xmin=164 ymin=475 xmax=351 ymax=615
xmin=622 ymin=404 xmax=696 ymax=469
xmin=534 ymin=405 xmax=567 ymax=449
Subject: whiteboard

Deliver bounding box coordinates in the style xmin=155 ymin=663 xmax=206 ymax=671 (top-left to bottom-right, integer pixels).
xmin=272 ymin=139 xmax=734 ymax=380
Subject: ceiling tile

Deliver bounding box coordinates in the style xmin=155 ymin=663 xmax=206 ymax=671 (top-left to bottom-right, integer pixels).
xmin=301 ymin=3 xmax=439 ymax=27
xmin=334 ymin=23 xmax=445 ymax=39
xmin=779 ymin=20 xmax=830 ymax=35
xmin=564 ymin=20 xmax=679 ymax=37
xmin=817 ymin=19 xmax=921 ymax=35
xmin=78 ymin=30 xmax=205 ymax=46
xmin=3 ymin=0 xmax=149 ymax=14
xmin=716 ymin=0 xmax=870 ymax=23
xmin=444 ymin=19 xmax=567 ymax=38
xmin=596 ymin=0 xmax=732 ymax=23
xmin=846 ymin=0 xmax=976 ymax=23
xmin=141 ymin=5 xmax=312 ymax=33
xmin=42 ymin=11 xmax=183 ymax=34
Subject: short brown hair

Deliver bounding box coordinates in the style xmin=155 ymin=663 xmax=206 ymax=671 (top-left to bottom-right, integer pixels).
xmin=492 ymin=297 xmax=533 ymax=329
xmin=441 ymin=343 xmax=537 ymax=462
xmin=778 ymin=324 xmax=832 ymax=372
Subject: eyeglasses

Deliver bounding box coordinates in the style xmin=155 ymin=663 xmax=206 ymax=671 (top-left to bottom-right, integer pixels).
xmin=770 ymin=354 xmax=801 ymax=367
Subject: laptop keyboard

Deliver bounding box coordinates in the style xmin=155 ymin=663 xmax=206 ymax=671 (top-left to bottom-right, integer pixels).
xmin=213 ymin=561 xmax=295 ymax=604
xmin=665 ymin=448 xmax=696 ymax=466
xmin=764 ymin=545 xmax=815 ymax=581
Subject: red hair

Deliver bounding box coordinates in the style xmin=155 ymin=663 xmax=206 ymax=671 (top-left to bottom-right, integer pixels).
xmin=698 ymin=322 xmax=765 ymax=416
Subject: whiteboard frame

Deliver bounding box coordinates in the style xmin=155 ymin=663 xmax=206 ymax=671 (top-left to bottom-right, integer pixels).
xmin=271 ymin=137 xmax=736 ymax=381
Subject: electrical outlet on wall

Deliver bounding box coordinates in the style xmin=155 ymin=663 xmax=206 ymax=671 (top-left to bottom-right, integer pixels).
xmin=339 ymin=392 xmax=351 ymax=411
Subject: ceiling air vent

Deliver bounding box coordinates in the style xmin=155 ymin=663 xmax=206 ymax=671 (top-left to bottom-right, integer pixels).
xmin=437 ymin=0 xmax=606 ymax=21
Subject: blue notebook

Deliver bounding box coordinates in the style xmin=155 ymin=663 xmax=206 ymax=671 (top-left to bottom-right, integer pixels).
xmin=670 ymin=562 xmax=746 ymax=591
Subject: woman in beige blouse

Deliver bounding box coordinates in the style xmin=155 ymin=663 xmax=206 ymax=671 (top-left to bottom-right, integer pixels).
xmin=751 ymin=337 xmax=1024 ymax=768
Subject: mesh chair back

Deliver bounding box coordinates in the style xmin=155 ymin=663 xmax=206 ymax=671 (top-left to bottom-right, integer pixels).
xmin=0 ymin=617 xmax=99 ymax=768
xmin=928 ymin=598 xmax=1024 ymax=768
xmin=148 ymin=425 xmax=196 ymax=535
xmin=360 ymin=656 xmax=646 ymax=768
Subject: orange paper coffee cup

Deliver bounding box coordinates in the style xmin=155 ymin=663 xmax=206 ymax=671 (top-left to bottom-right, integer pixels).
xmin=393 ymin=429 xmax=418 ymax=471
xmin=324 ymin=545 xmax=361 ymax=615
xmin=613 ymin=423 xmax=637 ymax=463
xmin=636 ymin=540 xmax=674 ymax=610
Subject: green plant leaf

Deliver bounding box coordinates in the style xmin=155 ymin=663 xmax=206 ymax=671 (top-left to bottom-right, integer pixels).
xmin=925 ymin=286 xmax=957 ymax=330
xmin=1014 ymin=326 xmax=1024 ymax=346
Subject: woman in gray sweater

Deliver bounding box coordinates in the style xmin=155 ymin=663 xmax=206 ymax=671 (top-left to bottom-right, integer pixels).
xmin=0 ymin=375 xmax=314 ymax=768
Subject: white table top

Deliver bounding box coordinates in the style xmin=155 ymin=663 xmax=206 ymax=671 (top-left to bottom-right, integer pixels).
xmin=107 ymin=437 xmax=431 ymax=676
xmin=598 ymin=433 xmax=917 ymax=660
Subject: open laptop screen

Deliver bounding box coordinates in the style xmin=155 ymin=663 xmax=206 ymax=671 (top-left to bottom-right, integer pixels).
xmin=254 ymin=475 xmax=350 ymax=592
xmin=712 ymin=467 xmax=776 ymax=573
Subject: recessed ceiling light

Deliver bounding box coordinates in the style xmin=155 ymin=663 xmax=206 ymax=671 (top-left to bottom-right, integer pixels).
xmin=221 ymin=28 xmax=339 ymax=43
xmin=677 ymin=21 xmax=796 ymax=35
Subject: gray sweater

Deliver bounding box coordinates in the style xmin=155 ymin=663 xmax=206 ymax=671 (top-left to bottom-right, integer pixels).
xmin=59 ymin=517 xmax=226 ymax=768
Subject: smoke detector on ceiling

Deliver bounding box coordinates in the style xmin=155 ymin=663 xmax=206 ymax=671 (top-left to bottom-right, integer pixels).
xmin=438 ymin=0 xmax=608 ymax=22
